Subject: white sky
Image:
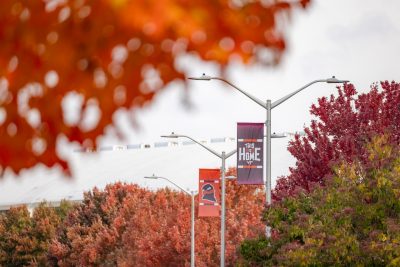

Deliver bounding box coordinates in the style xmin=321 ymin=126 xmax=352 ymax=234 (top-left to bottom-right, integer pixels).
xmin=100 ymin=0 xmax=400 ymax=177
xmin=2 ymin=0 xmax=400 ymax=202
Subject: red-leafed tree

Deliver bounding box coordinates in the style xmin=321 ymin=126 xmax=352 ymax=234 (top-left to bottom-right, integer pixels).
xmin=0 ymin=0 xmax=310 ymax=175
xmin=119 ymin=174 xmax=264 ymax=266
xmin=47 ymin=183 xmax=151 ymax=266
xmin=49 ymin=170 xmax=265 ymax=266
xmin=274 ymin=81 xmax=400 ymax=200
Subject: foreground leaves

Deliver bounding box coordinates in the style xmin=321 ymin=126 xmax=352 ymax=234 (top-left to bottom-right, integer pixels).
xmin=0 ymin=0 xmax=310 ymax=175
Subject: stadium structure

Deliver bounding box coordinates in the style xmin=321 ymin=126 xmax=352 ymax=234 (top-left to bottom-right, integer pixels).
xmin=0 ymin=134 xmax=297 ymax=212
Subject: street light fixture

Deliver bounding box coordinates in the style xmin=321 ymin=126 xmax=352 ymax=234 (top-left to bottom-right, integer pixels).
xmin=144 ymin=174 xmax=196 ymax=267
xmin=271 ymin=132 xmax=287 ymax=138
xmin=188 ymin=74 xmax=349 ymax=237
xmin=161 ymin=133 xmax=235 ymax=267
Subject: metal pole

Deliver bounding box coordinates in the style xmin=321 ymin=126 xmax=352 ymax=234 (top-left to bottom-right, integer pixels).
xmin=191 ymin=191 xmax=195 ymax=267
xmin=187 ymin=75 xmax=349 ymax=240
xmin=220 ymin=151 xmax=226 ymax=267
xmin=161 ymin=134 xmax=236 ymax=266
xmin=266 ymin=100 xmax=272 ymax=238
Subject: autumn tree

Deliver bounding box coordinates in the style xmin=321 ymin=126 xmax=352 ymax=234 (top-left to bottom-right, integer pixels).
xmin=120 ymin=176 xmax=264 ymax=266
xmin=0 ymin=0 xmax=310 ymax=175
xmin=0 ymin=201 xmax=72 ymax=266
xmin=240 ymin=136 xmax=400 ymax=266
xmin=274 ymin=81 xmax=400 ymax=200
xmin=49 ymin=170 xmax=265 ymax=266
xmin=48 ymin=182 xmax=150 ymax=266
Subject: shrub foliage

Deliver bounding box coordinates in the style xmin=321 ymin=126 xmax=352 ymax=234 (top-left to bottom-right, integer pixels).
xmin=241 ymin=136 xmax=400 ymax=266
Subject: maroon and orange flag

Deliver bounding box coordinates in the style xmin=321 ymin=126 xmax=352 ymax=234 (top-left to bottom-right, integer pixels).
xmin=198 ymin=169 xmax=220 ymax=217
xmin=237 ymin=123 xmax=264 ymax=185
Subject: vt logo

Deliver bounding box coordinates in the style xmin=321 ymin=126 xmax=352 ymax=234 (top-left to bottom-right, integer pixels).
xmin=202 ymin=183 xmax=217 ymax=202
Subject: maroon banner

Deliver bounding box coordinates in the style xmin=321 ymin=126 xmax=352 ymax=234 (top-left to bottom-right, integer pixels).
xmin=198 ymin=169 xmax=220 ymax=217
xmin=237 ymin=123 xmax=264 ymax=185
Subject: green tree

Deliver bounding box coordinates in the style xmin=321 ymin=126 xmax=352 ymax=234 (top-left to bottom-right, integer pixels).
xmin=240 ymin=136 xmax=400 ymax=266
xmin=0 ymin=202 xmax=73 ymax=266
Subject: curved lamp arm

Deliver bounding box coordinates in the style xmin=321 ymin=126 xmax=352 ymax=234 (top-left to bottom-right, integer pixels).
xmin=161 ymin=133 xmax=222 ymax=159
xmin=162 ymin=132 xmax=237 ymax=160
xmin=271 ymin=79 xmax=326 ymax=109
xmin=271 ymin=76 xmax=348 ymax=109
xmin=189 ymin=74 xmax=349 ymax=110
xmin=189 ymin=75 xmax=266 ymax=109
xmin=144 ymin=174 xmax=193 ymax=195
xmin=225 ymin=149 xmax=237 ymax=159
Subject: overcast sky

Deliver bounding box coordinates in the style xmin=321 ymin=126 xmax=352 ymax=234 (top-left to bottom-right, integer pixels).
xmin=99 ymin=0 xmax=400 ymax=179
xmin=3 ymin=0 xmax=400 ymax=197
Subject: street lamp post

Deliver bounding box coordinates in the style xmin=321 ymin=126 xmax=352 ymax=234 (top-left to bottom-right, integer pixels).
xmin=188 ymin=74 xmax=349 ymax=236
xmin=144 ymin=174 xmax=196 ymax=267
xmin=161 ymin=133 xmax=236 ymax=267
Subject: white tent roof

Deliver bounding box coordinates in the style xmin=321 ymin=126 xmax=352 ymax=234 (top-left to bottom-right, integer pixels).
xmin=0 ymin=137 xmax=294 ymax=209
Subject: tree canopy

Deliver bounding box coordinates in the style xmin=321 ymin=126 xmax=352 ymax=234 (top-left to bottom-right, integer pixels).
xmin=0 ymin=0 xmax=310 ymax=175
xmin=240 ymin=136 xmax=400 ymax=266
xmin=274 ymin=81 xmax=400 ymax=200
xmin=0 ymin=201 xmax=73 ymax=266
xmin=49 ymin=170 xmax=265 ymax=266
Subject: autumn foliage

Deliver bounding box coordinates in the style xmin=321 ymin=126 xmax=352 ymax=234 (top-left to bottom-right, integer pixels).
xmin=274 ymin=81 xmax=400 ymax=200
xmin=0 ymin=201 xmax=72 ymax=266
xmin=47 ymin=170 xmax=264 ymax=266
xmin=0 ymin=0 xmax=310 ymax=175
xmin=240 ymin=136 xmax=400 ymax=265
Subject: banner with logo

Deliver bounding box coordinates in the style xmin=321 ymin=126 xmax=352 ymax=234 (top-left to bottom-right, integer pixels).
xmin=237 ymin=122 xmax=264 ymax=185
xmin=198 ymin=168 xmax=220 ymax=217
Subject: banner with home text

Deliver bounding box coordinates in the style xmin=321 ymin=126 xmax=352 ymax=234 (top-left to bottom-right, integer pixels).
xmin=198 ymin=168 xmax=220 ymax=217
xmin=237 ymin=122 xmax=264 ymax=185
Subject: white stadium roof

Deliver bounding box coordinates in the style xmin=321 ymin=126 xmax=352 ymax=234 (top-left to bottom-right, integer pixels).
xmin=0 ymin=136 xmax=295 ymax=210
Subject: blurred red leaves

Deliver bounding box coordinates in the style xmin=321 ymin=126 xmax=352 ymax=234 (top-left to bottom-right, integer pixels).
xmin=0 ymin=0 xmax=310 ymax=175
